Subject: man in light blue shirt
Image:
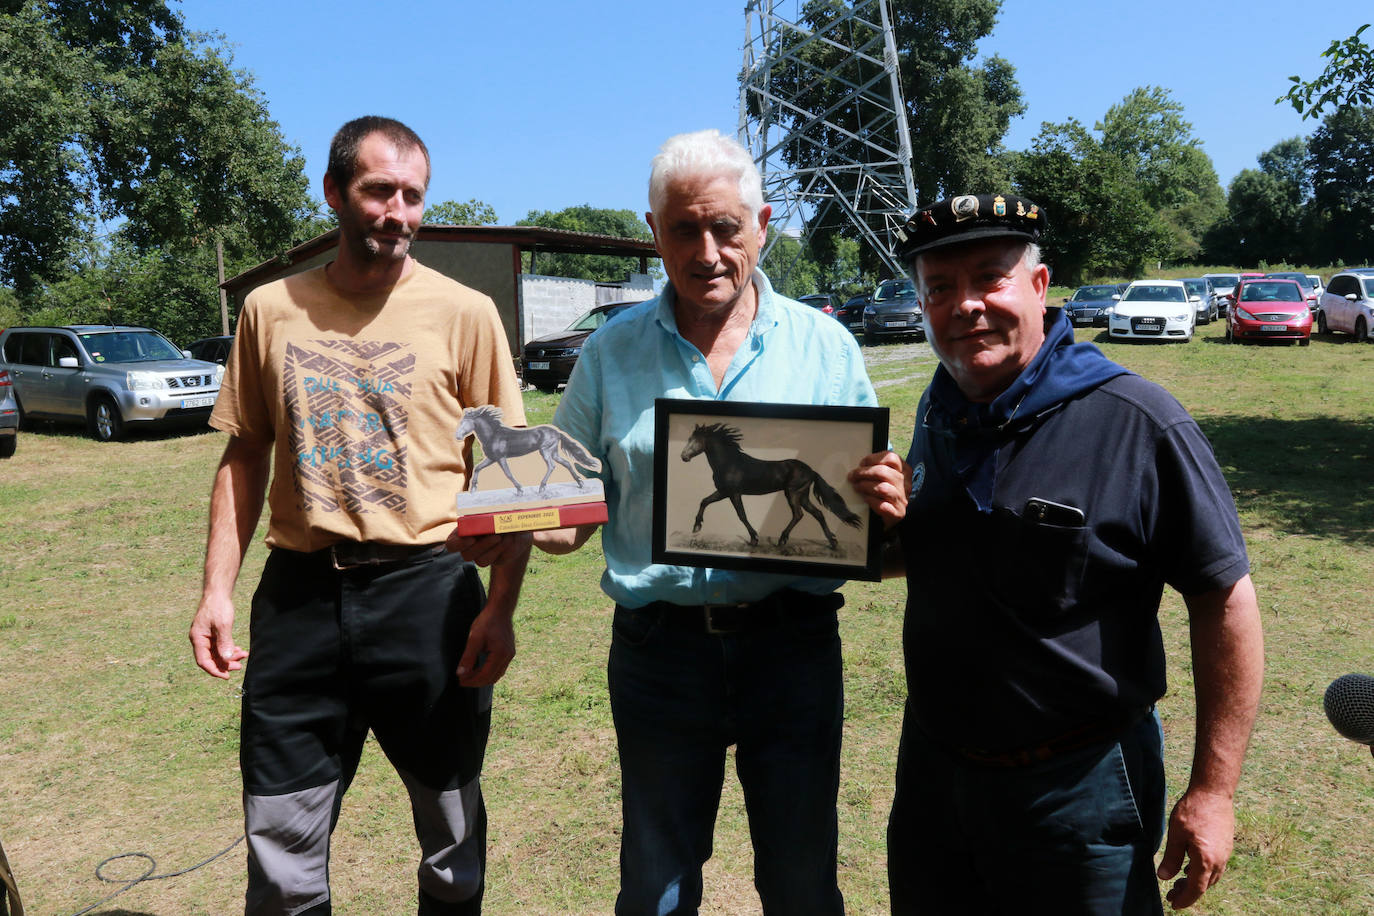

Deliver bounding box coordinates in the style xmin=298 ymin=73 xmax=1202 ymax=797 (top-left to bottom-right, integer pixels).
xmin=535 ymin=129 xmax=879 ymax=915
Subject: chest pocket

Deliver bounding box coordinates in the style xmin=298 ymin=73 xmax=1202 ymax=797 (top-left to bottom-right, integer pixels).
xmin=985 ymin=505 xmax=1089 ymax=623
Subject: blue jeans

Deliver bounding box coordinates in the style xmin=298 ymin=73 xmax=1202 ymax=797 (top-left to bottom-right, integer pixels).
xmin=888 ymin=706 xmax=1167 ymax=916
xmin=608 ymin=596 xmax=846 ymax=916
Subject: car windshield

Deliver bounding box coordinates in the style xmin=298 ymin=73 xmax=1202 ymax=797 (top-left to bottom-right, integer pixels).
xmin=566 ymin=305 xmax=626 ymax=332
xmin=1183 ymin=280 xmax=1207 ymax=297
xmin=78 ymin=330 xmax=183 ymax=363
xmin=1240 ymin=282 xmax=1303 ymax=302
xmin=1207 ymin=275 xmax=1239 ymax=288
xmin=874 ymin=279 xmax=915 ymax=301
xmin=1070 ymin=285 xmax=1117 ymax=301
xmin=1122 ymin=285 xmax=1186 ymax=302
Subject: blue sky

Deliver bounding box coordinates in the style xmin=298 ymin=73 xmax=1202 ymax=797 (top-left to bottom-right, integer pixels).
xmin=177 ymin=0 xmax=1370 ymax=226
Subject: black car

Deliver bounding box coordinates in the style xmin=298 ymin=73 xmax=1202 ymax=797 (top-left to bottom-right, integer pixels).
xmin=1062 ymin=284 xmax=1120 ymax=327
xmin=187 ymin=335 xmax=234 ymax=365
xmin=836 ymin=294 xmax=867 ymax=332
xmin=522 ymin=301 xmax=636 ymax=391
xmin=863 ymin=278 xmax=923 ymax=340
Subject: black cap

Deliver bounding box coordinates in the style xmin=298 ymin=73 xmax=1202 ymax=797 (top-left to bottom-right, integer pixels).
xmin=893 ymin=194 xmax=1046 ymax=263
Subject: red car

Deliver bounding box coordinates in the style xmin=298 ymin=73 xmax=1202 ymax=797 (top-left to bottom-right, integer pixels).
xmin=1226 ymin=278 xmax=1312 ymax=345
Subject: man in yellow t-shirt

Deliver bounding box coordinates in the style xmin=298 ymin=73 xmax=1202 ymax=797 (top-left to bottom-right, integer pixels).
xmin=189 ymin=116 xmax=530 ymax=916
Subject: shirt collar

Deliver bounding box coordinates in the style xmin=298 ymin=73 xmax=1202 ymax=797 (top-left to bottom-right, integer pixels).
xmin=654 ymin=269 xmax=778 ymax=342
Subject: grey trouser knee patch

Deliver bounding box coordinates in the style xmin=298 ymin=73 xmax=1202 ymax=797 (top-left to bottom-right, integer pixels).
xmin=244 ymin=783 xmax=336 ymax=916
xmin=400 ymin=769 xmax=484 ymax=903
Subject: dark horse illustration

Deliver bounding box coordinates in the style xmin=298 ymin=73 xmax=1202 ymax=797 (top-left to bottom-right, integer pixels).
xmin=680 ymin=422 xmax=860 ymax=549
xmin=456 ymin=405 xmax=600 ymax=495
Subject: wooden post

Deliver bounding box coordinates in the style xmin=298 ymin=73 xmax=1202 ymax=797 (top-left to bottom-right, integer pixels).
xmin=216 ymin=237 xmax=230 ymax=336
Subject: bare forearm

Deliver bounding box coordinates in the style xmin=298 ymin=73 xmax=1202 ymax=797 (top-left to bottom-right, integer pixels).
xmin=483 ymin=534 xmax=532 ymax=617
xmin=1186 ymin=575 xmax=1264 ymax=797
xmin=202 ymin=437 xmax=270 ymax=599
xmin=532 ymin=523 xmax=597 ymax=555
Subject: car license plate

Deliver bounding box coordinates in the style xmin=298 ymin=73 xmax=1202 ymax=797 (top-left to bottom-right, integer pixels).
xmin=884 ymin=320 xmax=908 ymax=328
xmin=528 ymin=361 xmax=550 ymax=370
xmin=181 ymin=396 xmax=215 ymax=409
xmin=1261 ymin=325 xmax=1287 ymax=332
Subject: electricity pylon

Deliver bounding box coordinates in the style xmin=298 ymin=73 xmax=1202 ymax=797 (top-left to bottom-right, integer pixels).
xmin=739 ymin=0 xmax=916 ymax=278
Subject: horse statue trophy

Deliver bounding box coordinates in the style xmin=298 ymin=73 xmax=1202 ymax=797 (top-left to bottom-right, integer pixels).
xmin=680 ymin=422 xmax=860 ymax=551
xmin=452 ymin=406 xmax=606 ymax=537
xmin=456 ymin=405 xmax=600 ymax=496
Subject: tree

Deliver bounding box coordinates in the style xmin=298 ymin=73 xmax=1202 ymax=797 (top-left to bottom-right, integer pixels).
xmin=745 ymin=0 xmax=1024 ymax=271
xmin=1095 ymin=87 xmax=1224 ymax=261
xmin=516 ymin=205 xmax=657 ymax=282
xmin=1014 ymin=119 xmax=1167 ymax=284
xmin=0 ymin=0 xmax=314 ymax=294
xmin=1280 ymin=24 xmax=1374 ymax=118
xmin=1307 ymin=106 xmax=1374 ymax=264
xmin=424 ymin=199 xmax=498 ymax=226
xmin=1204 ymin=138 xmax=1313 ymax=265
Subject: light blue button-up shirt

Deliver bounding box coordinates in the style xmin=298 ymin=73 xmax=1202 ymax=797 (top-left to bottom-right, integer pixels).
xmin=553 ymin=270 xmax=879 ymax=608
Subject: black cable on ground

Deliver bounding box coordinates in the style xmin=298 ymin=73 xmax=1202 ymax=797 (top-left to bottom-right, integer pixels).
xmin=68 ymin=834 xmax=244 ymax=916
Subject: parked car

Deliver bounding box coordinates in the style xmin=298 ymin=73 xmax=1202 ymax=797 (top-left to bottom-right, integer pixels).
xmin=863 ymin=278 xmax=924 ymax=340
xmin=0 ymin=367 xmax=17 ymax=458
xmin=0 ymin=324 xmax=222 ymax=441
xmin=187 ymin=335 xmax=234 ymax=365
xmin=1264 ymin=271 xmax=1320 ymax=310
xmin=521 ymin=301 xmax=636 ymax=391
xmin=1106 ymin=280 xmax=1195 ymax=342
xmin=1316 ymin=269 xmax=1374 ymax=340
xmin=797 ymin=293 xmax=840 ymax=319
xmin=1062 ymin=284 xmax=1119 ymax=327
xmin=1226 ymin=278 xmax=1312 ymax=345
xmin=1202 ymin=273 xmax=1241 ymax=317
xmin=835 ymin=294 xmax=867 ymax=332
xmin=1180 ymin=278 xmax=1217 ymax=324
xmin=1307 ymin=274 xmax=1325 ymax=298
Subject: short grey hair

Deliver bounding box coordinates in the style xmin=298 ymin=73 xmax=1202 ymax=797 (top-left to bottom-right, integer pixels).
xmin=648 ymin=129 xmax=765 ymax=220
xmin=911 ymin=241 xmax=1041 ymax=291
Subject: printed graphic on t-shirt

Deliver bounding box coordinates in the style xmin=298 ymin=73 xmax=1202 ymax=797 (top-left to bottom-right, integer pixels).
xmin=283 ymin=339 xmax=413 ymax=514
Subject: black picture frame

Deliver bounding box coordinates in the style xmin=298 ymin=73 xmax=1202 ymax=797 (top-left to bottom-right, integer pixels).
xmin=652 ymin=398 xmax=889 ymax=581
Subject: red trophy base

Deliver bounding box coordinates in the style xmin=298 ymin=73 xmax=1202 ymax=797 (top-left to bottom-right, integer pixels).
xmin=454 ymin=500 xmax=608 ymax=537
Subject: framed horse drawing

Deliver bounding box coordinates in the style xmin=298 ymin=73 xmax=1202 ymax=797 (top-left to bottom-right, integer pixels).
xmin=651 ymin=398 xmax=888 ymax=581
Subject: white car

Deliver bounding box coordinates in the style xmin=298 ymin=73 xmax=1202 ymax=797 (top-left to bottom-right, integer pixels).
xmin=1107 ymin=280 xmax=1195 ymax=342
xmin=1316 ymin=269 xmax=1374 ymax=340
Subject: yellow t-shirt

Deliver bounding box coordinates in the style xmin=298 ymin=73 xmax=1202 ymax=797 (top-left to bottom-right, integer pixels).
xmin=211 ymin=262 xmax=525 ymax=551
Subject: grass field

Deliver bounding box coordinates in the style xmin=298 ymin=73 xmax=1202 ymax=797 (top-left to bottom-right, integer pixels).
xmin=1 ymin=318 xmax=1372 ymax=914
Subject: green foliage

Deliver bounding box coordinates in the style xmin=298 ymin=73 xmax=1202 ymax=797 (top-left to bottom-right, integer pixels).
xmin=0 ymin=0 xmax=313 ymax=307
xmin=1095 ymin=87 xmax=1225 ymax=261
xmin=516 ymin=205 xmax=658 ymax=282
xmin=1280 ymin=23 xmax=1374 ymax=118
xmin=1307 ymin=105 xmax=1374 ymax=264
xmin=424 ymin=199 xmax=499 ymax=226
xmin=762 ymin=233 xmax=875 ymax=300
xmin=1013 ymin=119 xmax=1168 ymax=284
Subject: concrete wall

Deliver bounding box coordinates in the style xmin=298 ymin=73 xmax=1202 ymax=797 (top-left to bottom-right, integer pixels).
xmin=519 ymin=273 xmax=654 ymax=343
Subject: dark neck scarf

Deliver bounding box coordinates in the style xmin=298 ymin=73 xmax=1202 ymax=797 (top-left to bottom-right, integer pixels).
xmin=923 ymin=310 xmax=1131 ymax=512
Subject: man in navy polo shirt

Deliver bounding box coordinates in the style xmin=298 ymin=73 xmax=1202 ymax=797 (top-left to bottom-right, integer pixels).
xmin=851 ymin=194 xmax=1264 ymax=913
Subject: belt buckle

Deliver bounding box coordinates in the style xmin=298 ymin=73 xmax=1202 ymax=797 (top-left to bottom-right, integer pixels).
xmin=702 ymin=603 xmax=748 ymax=635
xmin=330 ymin=543 xmax=376 ymax=570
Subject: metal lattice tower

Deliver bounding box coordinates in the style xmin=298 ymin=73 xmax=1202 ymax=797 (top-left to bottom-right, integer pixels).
xmin=739 ymin=0 xmax=916 ymax=277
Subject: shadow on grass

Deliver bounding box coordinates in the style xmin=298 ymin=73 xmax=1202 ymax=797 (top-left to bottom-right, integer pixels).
xmin=1197 ymin=414 xmax=1374 ymax=546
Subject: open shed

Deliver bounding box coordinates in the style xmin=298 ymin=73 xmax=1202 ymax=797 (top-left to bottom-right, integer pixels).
xmin=221 ymin=225 xmax=660 ymax=356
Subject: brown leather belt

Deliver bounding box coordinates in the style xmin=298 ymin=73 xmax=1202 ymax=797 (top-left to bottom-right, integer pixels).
xmin=950 ymin=707 xmax=1150 ymax=768
xmin=328 ymin=541 xmax=445 ymax=570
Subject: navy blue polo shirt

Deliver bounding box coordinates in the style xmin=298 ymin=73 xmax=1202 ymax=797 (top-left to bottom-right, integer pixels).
xmin=899 ymin=373 xmax=1249 ymax=752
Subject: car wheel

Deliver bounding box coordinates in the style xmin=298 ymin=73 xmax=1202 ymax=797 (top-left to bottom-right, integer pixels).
xmin=1299 ymin=337 xmax=1310 ymax=347
xmin=1358 ymin=317 xmax=1369 ymax=342
xmin=1317 ymin=312 xmax=1329 ymax=334
xmin=87 ymin=395 xmax=124 ymax=442
xmin=0 ymin=434 xmax=14 ymax=458
xmin=534 ymin=384 xmax=558 ymax=394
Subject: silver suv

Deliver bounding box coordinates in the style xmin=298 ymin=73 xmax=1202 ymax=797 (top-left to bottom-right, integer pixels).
xmin=1316 ymin=270 xmax=1374 ymax=340
xmin=0 ymin=325 xmax=222 ymax=441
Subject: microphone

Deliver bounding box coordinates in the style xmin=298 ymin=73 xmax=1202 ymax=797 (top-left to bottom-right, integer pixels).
xmin=1324 ymin=674 xmax=1374 ymax=753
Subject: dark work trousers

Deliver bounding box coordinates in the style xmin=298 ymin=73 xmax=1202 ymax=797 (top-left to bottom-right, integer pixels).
xmin=888 ymin=706 xmax=1167 ymax=916
xmin=608 ymin=592 xmax=846 ymax=916
xmin=239 ymin=546 xmax=491 ymax=916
